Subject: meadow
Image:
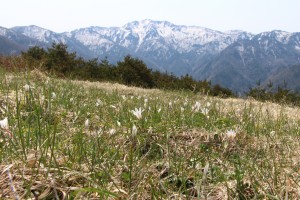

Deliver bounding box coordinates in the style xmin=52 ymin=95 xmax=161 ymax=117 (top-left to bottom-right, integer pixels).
xmin=0 ymin=69 xmax=299 ymax=199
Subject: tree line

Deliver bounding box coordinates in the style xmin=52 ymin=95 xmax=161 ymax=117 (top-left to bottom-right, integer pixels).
xmin=246 ymin=81 xmax=300 ymax=106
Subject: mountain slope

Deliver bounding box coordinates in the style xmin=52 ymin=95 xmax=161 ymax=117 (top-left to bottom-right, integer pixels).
xmin=266 ymin=63 xmax=300 ymax=92
xmin=194 ymin=31 xmax=300 ymax=92
xmin=0 ymin=35 xmax=26 ymax=55
xmin=11 ymin=25 xmax=95 ymax=59
xmin=62 ymin=20 xmax=252 ymax=73
xmin=0 ymin=26 xmax=45 ymax=54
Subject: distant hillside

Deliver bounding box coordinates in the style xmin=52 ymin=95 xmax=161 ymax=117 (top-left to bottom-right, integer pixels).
xmin=0 ymin=36 xmax=26 ymax=55
xmin=265 ymin=64 xmax=300 ymax=92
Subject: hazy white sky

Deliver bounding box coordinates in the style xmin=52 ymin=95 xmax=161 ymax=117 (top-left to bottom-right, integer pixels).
xmin=1 ymin=0 xmax=299 ymax=33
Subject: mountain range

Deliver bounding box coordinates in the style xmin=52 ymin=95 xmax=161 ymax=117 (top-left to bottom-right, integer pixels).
xmin=1 ymin=19 xmax=300 ymax=92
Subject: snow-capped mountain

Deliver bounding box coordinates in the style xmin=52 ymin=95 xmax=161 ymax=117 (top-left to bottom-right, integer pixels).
xmin=1 ymin=20 xmax=300 ymax=92
xmin=71 ymin=20 xmax=251 ymax=52
xmin=74 ymin=20 xmax=253 ymax=74
xmin=0 ymin=26 xmax=46 ymax=54
xmin=1 ymin=20 xmax=253 ymax=65
xmin=11 ymin=25 xmax=61 ymax=43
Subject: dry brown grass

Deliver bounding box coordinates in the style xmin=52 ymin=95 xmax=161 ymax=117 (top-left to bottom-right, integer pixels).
xmin=219 ymin=97 xmax=300 ymax=122
xmin=71 ymin=79 xmax=163 ymax=96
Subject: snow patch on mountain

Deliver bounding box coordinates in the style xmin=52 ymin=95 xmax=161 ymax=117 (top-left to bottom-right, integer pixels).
xmin=78 ymin=20 xmax=253 ymax=54
xmin=0 ymin=27 xmax=10 ymax=36
xmin=11 ymin=25 xmax=58 ymax=43
xmin=272 ymin=30 xmax=291 ymax=44
xmin=73 ymin=29 xmax=114 ymax=46
xmin=257 ymin=30 xmax=292 ymax=44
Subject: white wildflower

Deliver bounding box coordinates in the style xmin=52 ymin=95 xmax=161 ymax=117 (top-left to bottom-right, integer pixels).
xmin=131 ymin=107 xmax=143 ymax=120
xmin=144 ymin=99 xmax=148 ymax=108
xmin=225 ymin=129 xmax=236 ymax=139
xmin=270 ymin=131 xmax=276 ymax=137
xmin=96 ymin=99 xmax=103 ymax=107
xmin=195 ymin=163 xmax=202 ymax=170
xmin=132 ymin=124 xmax=138 ymax=137
xmin=84 ymin=119 xmax=89 ymax=129
xmin=117 ymin=121 xmax=121 ymax=127
xmin=148 ymin=126 xmax=153 ymax=134
xmin=110 ymin=105 xmax=117 ymax=109
xmin=70 ymin=98 xmax=74 ymax=102
xmin=192 ymin=101 xmax=201 ymax=112
xmin=5 ymin=75 xmax=12 ymax=84
xmin=0 ymin=107 xmax=6 ymax=114
xmin=51 ymin=92 xmax=56 ymax=99
xmin=201 ymin=108 xmax=209 ymax=115
xmin=0 ymin=117 xmax=9 ymax=129
xmin=158 ymin=108 xmax=162 ymax=113
xmin=24 ymin=84 xmax=30 ymax=91
xmin=190 ymin=157 xmax=197 ymax=163
xmin=45 ymin=78 xmax=50 ymax=84
xmin=184 ymin=101 xmax=188 ymax=107
xmin=206 ymin=102 xmax=211 ymax=108
xmin=97 ymin=128 xmax=103 ymax=135
xmin=180 ymin=107 xmax=185 ymax=112
xmin=203 ymin=163 xmax=210 ymax=180
xmin=39 ymin=95 xmax=45 ymax=104
xmin=109 ymin=128 xmax=116 ymax=135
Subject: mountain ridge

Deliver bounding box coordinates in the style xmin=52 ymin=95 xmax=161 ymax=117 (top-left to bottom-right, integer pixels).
xmin=1 ymin=20 xmax=300 ymax=92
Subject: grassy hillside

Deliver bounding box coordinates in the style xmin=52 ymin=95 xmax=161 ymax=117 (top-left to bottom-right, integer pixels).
xmin=0 ymin=69 xmax=299 ymax=199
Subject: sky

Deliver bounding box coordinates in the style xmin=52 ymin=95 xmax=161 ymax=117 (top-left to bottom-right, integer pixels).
xmin=1 ymin=0 xmax=299 ymax=33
